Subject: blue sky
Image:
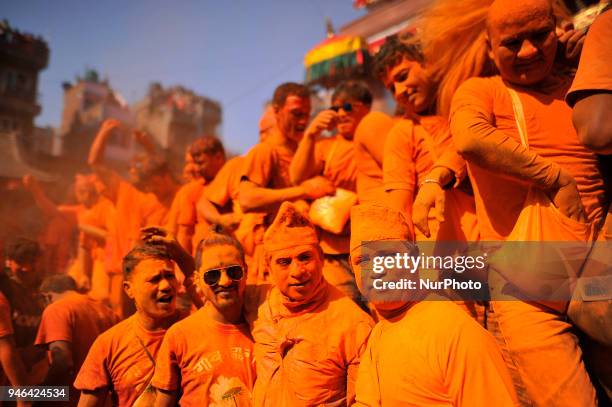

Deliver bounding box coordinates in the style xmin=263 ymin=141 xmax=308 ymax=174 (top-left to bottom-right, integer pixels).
xmin=3 ymin=0 xmax=365 ymax=154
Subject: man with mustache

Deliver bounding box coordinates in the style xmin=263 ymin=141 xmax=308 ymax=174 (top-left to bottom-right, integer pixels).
xmin=449 ymin=0 xmax=606 ymax=404
xmin=74 ymin=231 xmax=197 ymax=407
xmin=152 ymin=230 xmax=255 ymax=406
xmin=244 ymin=201 xmax=373 ymax=406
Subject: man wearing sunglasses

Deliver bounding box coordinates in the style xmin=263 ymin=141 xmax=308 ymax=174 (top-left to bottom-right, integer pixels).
xmin=152 ymin=230 xmax=255 ymax=406
xmin=289 ymin=81 xmax=372 ymax=305
xmin=245 ymin=201 xmax=373 ymax=406
xmin=290 ymin=81 xmax=372 ymax=191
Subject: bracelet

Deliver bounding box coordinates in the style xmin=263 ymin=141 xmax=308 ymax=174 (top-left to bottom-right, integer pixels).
xmin=419 ymin=179 xmax=443 ymax=189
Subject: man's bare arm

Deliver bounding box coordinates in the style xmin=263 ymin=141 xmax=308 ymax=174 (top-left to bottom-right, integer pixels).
xmin=451 ymin=107 xmax=586 ymax=221
xmin=78 ymin=224 xmax=107 ymax=240
xmin=22 ymin=175 xmax=62 ymax=219
xmin=154 ymin=389 xmax=178 ymax=407
xmin=290 ymin=110 xmax=337 ymax=185
xmin=238 ymin=180 xmax=306 ymax=213
xmin=239 ymin=177 xmax=335 ymax=213
xmin=573 ymin=92 xmax=612 ymax=154
xmin=196 ymin=196 xmax=241 ymax=230
xmin=42 ymin=341 xmax=74 ymax=386
xmin=0 ymin=336 xmax=28 ymax=386
xmin=88 ymin=119 xmax=122 ymax=201
xmin=77 ymin=389 xmax=108 ymax=407
xmin=289 ymin=133 xmax=320 ymax=185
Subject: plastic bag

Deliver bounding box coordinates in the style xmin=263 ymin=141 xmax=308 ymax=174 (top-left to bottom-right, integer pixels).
xmin=309 ymin=188 xmax=357 ymax=234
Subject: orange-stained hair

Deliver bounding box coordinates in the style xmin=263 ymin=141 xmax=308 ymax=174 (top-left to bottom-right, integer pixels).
xmin=416 ymin=0 xmax=573 ymax=118
xmin=416 ymin=0 xmax=495 ymax=119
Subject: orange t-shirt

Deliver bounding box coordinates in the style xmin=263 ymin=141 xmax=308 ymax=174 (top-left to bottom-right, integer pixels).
xmin=35 ymin=293 xmax=117 ymax=405
xmin=166 ymin=179 xmax=205 ymax=234
xmin=354 ymin=301 xmax=517 ymax=406
xmin=35 ymin=293 xmax=117 ymax=371
xmin=383 ymin=118 xmax=438 ymax=197
xmin=354 ymin=112 xmax=394 ymax=204
xmin=450 ymin=75 xmax=606 ymax=240
xmin=245 ymin=282 xmax=373 ymax=406
xmin=566 ymin=10 xmax=612 ymax=106
xmin=312 ymin=135 xmax=358 ymax=254
xmin=205 ymin=156 xmax=244 ymax=208
xmin=196 ymin=156 xmax=245 ymax=248
xmin=74 ymin=313 xmax=182 ymax=406
xmin=240 ymin=136 xmax=294 ymax=191
xmin=106 ymin=180 xmax=170 ymax=273
xmin=38 ymin=213 xmax=76 ymax=274
xmin=240 ymin=135 xmax=297 ymax=226
xmin=383 ymin=117 xmax=477 ymax=242
xmin=78 ymin=198 xmax=114 ymax=262
xmin=314 ymin=135 xmax=357 ymax=191
xmin=152 ymin=306 xmax=255 ymax=406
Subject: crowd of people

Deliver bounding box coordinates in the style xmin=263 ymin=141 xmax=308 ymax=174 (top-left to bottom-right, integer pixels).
xmin=1 ymin=0 xmax=610 ymax=405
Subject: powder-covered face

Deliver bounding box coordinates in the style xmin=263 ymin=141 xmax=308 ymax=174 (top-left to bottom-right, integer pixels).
xmin=487 ymin=0 xmax=557 ymax=86
xmin=330 ymin=96 xmax=370 ymax=140
xmin=268 ymin=244 xmax=323 ymax=302
xmin=383 ymin=57 xmax=435 ymax=115
xmin=350 ymin=240 xmax=417 ymax=313
xmin=124 ymin=258 xmax=178 ymax=320
xmin=74 ymin=177 xmax=98 ymax=208
xmin=196 ymin=244 xmax=246 ymax=312
xmin=275 ymin=95 xmax=312 ymax=143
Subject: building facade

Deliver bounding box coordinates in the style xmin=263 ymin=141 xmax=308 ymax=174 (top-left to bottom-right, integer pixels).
xmin=58 ymin=69 xmax=135 ymax=171
xmin=133 ymin=82 xmax=222 ymax=174
xmin=0 ymin=20 xmax=49 ymax=152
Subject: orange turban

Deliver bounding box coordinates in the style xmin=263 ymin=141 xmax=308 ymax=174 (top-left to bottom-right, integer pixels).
xmin=350 ymin=204 xmax=411 ymax=252
xmin=264 ymin=202 xmax=319 ymax=253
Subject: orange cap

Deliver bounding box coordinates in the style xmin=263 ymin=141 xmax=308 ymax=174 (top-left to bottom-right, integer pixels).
xmin=264 ymin=201 xmax=319 ymax=253
xmin=350 ymin=204 xmax=411 ymax=252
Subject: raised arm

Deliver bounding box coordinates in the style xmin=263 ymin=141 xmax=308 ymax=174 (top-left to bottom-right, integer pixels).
xmin=289 ymin=110 xmax=336 ymax=185
xmin=22 ymin=175 xmax=62 ymax=219
xmin=88 ymin=119 xmax=122 ymax=201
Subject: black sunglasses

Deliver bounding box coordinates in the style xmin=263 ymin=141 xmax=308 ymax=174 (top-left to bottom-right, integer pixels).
xmin=330 ymin=102 xmax=353 ymax=113
xmin=203 ymin=265 xmax=244 ymax=286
